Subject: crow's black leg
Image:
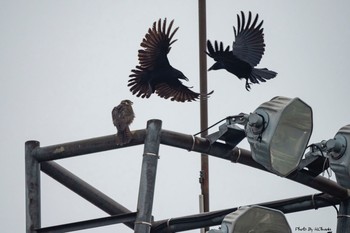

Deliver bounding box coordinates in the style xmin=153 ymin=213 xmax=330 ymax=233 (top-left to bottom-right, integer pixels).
xmin=245 ymin=79 xmax=251 ymax=91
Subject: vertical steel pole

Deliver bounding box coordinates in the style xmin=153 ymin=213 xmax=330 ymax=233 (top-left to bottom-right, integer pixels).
xmin=198 ymin=0 xmax=210 ymax=218
xmin=25 ymin=141 xmax=41 ymax=233
xmin=337 ymin=199 xmax=350 ymax=233
xmin=134 ymin=120 xmax=162 ymax=233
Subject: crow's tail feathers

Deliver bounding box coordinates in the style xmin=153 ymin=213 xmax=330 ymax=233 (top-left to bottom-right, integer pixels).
xmin=116 ymin=127 xmax=132 ymax=145
xmin=249 ymin=68 xmax=277 ymax=84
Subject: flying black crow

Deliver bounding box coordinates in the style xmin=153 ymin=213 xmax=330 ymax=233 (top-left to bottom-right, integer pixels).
xmin=206 ymin=11 xmax=277 ymax=91
xmin=128 ymin=18 xmax=212 ymax=102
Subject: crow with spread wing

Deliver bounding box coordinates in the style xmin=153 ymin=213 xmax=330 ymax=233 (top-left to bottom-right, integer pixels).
xmin=207 ymin=11 xmax=277 ymax=91
xmin=128 ymin=18 xmax=212 ymax=102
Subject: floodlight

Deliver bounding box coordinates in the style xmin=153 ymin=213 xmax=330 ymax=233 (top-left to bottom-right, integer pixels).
xmin=208 ymin=205 xmax=291 ymax=233
xmin=245 ymin=96 xmax=313 ymax=177
xmin=327 ymin=125 xmax=350 ymax=189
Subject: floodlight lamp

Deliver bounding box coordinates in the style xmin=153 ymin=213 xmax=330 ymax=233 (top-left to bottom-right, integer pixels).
xmin=327 ymin=125 xmax=350 ymax=189
xmin=245 ymin=96 xmax=313 ymax=177
xmin=208 ymin=205 xmax=292 ymax=233
xmin=326 ymin=136 xmax=347 ymax=159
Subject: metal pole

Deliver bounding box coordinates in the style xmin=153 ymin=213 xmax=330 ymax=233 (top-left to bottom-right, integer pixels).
xmin=37 ymin=212 xmax=137 ymax=233
xmin=25 ymin=140 xmax=41 ymax=233
xmin=159 ymin=130 xmax=350 ymax=200
xmin=134 ymin=120 xmax=162 ymax=233
xmin=151 ymin=193 xmax=341 ymax=233
xmin=40 ymin=161 xmax=134 ymax=229
xmin=337 ymin=199 xmax=350 ymax=233
xmin=198 ymin=0 xmax=210 ymax=219
xmin=33 ymin=130 xmax=146 ymax=162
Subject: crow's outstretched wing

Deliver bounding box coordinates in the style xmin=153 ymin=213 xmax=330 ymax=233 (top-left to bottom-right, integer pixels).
xmin=155 ymin=81 xmax=209 ymax=102
xmin=128 ymin=65 xmax=152 ymax=98
xmin=138 ymin=18 xmax=178 ymax=70
xmin=232 ymin=11 xmax=265 ymax=67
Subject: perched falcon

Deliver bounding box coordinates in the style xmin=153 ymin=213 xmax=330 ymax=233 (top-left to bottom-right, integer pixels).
xmin=128 ymin=18 xmax=212 ymax=102
xmin=112 ymin=100 xmax=135 ymax=145
xmin=206 ymin=11 xmax=277 ymax=91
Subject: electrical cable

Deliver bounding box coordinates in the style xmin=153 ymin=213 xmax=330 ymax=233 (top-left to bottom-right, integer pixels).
xmin=306 ymin=143 xmax=332 ymax=178
xmin=193 ymin=114 xmax=243 ymax=137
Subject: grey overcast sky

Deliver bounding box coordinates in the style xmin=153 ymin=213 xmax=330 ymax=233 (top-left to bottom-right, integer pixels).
xmin=1 ymin=0 xmax=350 ymax=232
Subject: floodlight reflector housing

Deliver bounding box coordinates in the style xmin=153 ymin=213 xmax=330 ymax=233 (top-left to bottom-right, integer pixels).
xmin=328 ymin=125 xmax=350 ymax=188
xmin=246 ymin=96 xmax=313 ymax=177
xmin=208 ymin=205 xmax=291 ymax=233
